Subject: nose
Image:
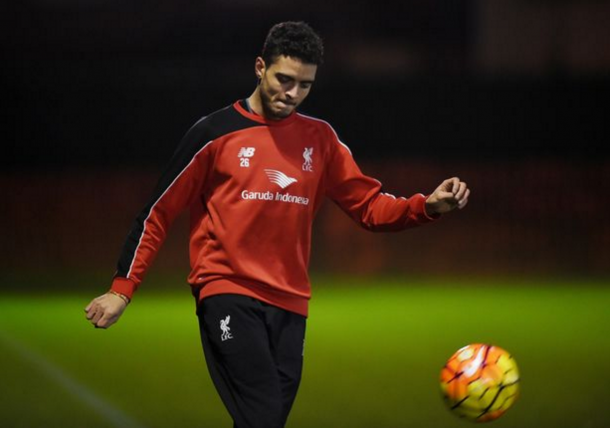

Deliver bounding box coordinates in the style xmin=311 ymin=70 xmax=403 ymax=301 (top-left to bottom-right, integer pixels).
xmin=285 ymin=83 xmax=299 ymax=100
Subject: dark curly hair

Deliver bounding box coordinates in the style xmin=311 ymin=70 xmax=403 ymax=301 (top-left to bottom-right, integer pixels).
xmin=261 ymin=21 xmax=324 ymax=66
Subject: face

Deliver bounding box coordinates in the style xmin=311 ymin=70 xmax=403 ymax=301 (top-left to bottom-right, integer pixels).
xmin=256 ymin=55 xmax=317 ymax=119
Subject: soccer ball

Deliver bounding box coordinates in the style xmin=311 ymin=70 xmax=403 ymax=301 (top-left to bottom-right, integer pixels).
xmin=440 ymin=344 xmax=520 ymax=422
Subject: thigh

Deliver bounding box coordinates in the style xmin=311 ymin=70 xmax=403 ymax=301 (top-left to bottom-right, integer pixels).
xmin=265 ymin=304 xmax=307 ymax=424
xmin=198 ymin=295 xmax=284 ymax=428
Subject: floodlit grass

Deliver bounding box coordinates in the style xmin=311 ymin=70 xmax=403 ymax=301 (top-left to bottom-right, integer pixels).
xmin=1 ymin=276 xmax=609 ymax=428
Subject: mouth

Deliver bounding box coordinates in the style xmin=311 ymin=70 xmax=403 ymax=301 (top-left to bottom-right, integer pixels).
xmin=277 ymin=100 xmax=296 ymax=107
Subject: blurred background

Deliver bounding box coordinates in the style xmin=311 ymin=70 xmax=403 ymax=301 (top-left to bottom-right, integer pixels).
xmin=1 ymin=1 xmax=609 ymax=427
xmin=3 ymin=0 xmax=609 ymax=279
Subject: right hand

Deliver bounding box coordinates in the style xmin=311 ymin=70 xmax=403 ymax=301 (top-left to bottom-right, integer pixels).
xmin=84 ymin=292 xmax=128 ymax=329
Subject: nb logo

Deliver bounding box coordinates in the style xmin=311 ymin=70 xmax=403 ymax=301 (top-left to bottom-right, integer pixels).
xmin=238 ymin=147 xmax=256 ymax=167
xmin=238 ymin=147 xmax=256 ymax=158
xmin=220 ymin=315 xmax=233 ymax=341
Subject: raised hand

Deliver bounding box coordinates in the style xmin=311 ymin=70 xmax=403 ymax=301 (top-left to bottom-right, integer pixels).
xmin=425 ymin=177 xmax=470 ymax=216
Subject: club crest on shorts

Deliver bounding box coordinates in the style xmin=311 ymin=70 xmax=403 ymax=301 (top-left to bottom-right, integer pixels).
xmin=220 ymin=315 xmax=233 ymax=341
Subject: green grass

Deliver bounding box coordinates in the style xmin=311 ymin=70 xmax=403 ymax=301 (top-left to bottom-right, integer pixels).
xmin=1 ymin=276 xmax=609 ymax=428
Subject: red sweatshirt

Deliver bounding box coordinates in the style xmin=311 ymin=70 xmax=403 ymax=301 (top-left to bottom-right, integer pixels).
xmin=111 ymin=100 xmax=438 ymax=316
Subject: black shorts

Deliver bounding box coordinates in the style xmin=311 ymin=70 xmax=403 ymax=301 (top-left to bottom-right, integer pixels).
xmin=197 ymin=294 xmax=306 ymax=428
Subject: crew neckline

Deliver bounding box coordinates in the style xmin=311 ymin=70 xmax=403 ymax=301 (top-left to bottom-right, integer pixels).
xmin=234 ymin=100 xmax=297 ymax=127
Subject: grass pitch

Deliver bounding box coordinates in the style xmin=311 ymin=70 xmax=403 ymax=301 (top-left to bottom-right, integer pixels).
xmin=0 ymin=276 xmax=608 ymax=428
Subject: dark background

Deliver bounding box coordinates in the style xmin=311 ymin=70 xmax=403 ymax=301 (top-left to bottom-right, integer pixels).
xmin=3 ymin=0 xmax=609 ymax=280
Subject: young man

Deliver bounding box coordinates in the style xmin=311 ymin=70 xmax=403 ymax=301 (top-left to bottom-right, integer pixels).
xmin=85 ymin=21 xmax=469 ymax=428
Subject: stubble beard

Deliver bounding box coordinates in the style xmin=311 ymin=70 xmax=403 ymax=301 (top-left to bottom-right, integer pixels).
xmin=259 ymin=84 xmax=293 ymax=120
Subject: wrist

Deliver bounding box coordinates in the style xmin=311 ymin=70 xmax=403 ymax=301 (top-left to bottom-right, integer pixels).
xmin=424 ymin=197 xmax=440 ymax=218
xmin=110 ymin=277 xmax=138 ymax=300
xmin=109 ymin=290 xmax=130 ymax=305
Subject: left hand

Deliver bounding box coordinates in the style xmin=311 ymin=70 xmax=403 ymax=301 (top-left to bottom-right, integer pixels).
xmin=425 ymin=177 xmax=470 ymax=216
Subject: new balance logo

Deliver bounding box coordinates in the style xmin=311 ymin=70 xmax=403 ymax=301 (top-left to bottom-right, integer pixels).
xmin=238 ymin=147 xmax=256 ymax=157
xmin=238 ymin=147 xmax=255 ymax=168
xmin=220 ymin=315 xmax=233 ymax=341
xmin=265 ymin=169 xmax=297 ymax=189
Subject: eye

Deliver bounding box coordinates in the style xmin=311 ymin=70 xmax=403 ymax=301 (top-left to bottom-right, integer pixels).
xmin=300 ymin=83 xmax=312 ymax=89
xmin=277 ymin=75 xmax=291 ymax=84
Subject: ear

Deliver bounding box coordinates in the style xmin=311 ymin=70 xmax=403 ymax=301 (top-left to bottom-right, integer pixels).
xmin=254 ymin=57 xmax=266 ymax=79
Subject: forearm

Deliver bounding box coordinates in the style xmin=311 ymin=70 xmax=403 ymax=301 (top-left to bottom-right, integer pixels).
xmin=335 ymin=190 xmax=438 ymax=232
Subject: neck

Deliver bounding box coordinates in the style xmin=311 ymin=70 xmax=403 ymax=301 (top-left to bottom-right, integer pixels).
xmin=247 ymin=89 xmax=265 ymax=118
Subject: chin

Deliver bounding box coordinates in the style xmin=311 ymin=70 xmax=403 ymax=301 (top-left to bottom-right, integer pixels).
xmin=271 ymin=107 xmax=292 ymax=119
xmin=262 ymin=100 xmax=293 ymax=119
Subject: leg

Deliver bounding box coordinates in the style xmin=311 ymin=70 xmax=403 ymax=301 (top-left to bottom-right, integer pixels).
xmin=264 ymin=303 xmax=306 ymax=426
xmin=197 ymin=295 xmax=284 ymax=428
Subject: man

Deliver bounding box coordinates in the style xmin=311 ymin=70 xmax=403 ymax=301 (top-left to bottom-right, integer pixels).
xmin=85 ymin=21 xmax=469 ymax=428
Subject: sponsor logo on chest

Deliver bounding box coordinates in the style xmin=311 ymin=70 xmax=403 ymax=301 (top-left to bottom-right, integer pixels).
xmin=236 ymin=146 xmax=315 ymax=206
xmin=240 ymin=168 xmax=310 ymax=206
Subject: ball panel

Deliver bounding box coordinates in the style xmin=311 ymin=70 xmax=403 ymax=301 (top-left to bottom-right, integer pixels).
xmin=478 ymin=409 xmax=506 ymax=422
xmin=467 ymin=379 xmax=499 ymax=409
xmin=496 ymin=383 xmax=519 ymax=410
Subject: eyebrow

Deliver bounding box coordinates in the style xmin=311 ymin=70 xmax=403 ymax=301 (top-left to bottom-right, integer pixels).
xmin=276 ymin=72 xmax=315 ymax=85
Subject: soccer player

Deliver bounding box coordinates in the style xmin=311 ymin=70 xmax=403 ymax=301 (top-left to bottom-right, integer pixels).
xmin=85 ymin=21 xmax=470 ymax=428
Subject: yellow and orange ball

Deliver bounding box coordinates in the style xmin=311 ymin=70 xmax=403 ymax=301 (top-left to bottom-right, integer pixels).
xmin=440 ymin=344 xmax=520 ymax=422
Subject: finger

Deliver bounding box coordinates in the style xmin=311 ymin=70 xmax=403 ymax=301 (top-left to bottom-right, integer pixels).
xmin=91 ymin=309 xmax=104 ymax=325
xmin=454 ymin=182 xmax=468 ymax=200
xmin=438 ymin=179 xmax=452 ymax=193
xmin=85 ymin=295 xmax=104 ymax=312
xmin=85 ymin=305 xmax=97 ymax=320
xmin=97 ymin=313 xmax=117 ymax=329
xmin=96 ymin=317 xmax=114 ymax=329
xmin=458 ymin=189 xmax=471 ymax=209
xmin=450 ymin=177 xmax=460 ymax=194
xmin=460 ymin=187 xmax=470 ymax=202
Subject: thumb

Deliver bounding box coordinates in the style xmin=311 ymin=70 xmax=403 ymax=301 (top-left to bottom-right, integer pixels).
xmin=436 ymin=190 xmax=455 ymax=200
xmin=441 ymin=177 xmax=460 ymax=194
xmin=430 ymin=188 xmax=455 ymax=203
